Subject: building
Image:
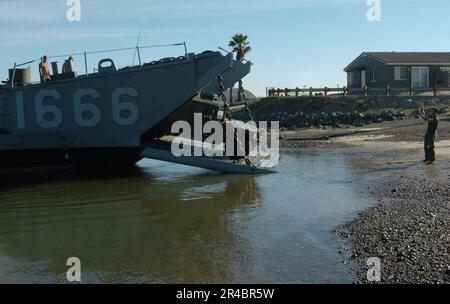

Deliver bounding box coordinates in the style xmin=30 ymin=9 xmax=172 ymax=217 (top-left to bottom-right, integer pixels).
xmin=344 ymin=52 xmax=450 ymax=92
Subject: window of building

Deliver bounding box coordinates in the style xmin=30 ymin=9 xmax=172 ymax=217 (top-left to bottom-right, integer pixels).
xmin=347 ymin=72 xmax=357 ymax=85
xmin=394 ymin=67 xmax=407 ymax=80
xmin=371 ymin=68 xmax=376 ymax=82
xmin=412 ymin=67 xmax=429 ymax=88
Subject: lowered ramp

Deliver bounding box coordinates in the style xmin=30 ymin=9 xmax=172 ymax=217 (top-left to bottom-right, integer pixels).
xmin=141 ymin=146 xmax=276 ymax=174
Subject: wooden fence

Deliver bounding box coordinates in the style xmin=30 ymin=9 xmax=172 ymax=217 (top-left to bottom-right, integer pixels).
xmin=266 ymin=86 xmax=450 ymax=97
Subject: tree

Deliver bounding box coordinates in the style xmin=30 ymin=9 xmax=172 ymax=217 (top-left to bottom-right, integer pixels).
xmin=228 ymin=34 xmax=252 ymax=103
xmin=229 ymin=33 xmax=252 ymax=61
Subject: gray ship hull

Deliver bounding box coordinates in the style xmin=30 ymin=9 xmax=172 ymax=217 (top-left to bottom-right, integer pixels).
xmin=0 ymin=51 xmax=252 ymax=169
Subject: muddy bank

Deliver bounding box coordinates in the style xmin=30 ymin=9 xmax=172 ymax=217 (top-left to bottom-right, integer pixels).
xmin=280 ymin=113 xmax=450 ymax=148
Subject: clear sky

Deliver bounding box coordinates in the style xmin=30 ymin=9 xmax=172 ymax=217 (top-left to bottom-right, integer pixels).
xmin=1 ymin=0 xmax=450 ymax=96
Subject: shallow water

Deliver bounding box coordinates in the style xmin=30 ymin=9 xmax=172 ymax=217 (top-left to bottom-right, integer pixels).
xmin=0 ymin=150 xmax=375 ymax=283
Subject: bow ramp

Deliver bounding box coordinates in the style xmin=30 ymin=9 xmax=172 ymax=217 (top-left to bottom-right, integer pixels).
xmin=140 ymin=144 xmax=277 ymax=175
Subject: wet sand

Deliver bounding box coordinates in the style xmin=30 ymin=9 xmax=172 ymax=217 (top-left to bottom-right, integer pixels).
xmin=281 ymin=115 xmax=450 ymax=284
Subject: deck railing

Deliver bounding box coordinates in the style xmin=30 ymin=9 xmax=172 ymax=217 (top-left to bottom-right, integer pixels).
xmin=9 ymin=42 xmax=188 ymax=87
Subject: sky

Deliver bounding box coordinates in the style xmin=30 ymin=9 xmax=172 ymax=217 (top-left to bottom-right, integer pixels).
xmin=1 ymin=0 xmax=450 ymax=96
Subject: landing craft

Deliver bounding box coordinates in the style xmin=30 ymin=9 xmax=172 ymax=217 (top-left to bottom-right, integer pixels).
xmin=0 ymin=44 xmax=277 ymax=174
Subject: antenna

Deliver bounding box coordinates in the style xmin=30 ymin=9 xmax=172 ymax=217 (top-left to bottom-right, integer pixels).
xmin=132 ymin=27 xmax=143 ymax=66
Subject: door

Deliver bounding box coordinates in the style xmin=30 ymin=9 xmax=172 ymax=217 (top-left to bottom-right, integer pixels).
xmin=361 ymin=70 xmax=366 ymax=88
xmin=412 ymin=67 xmax=429 ymax=88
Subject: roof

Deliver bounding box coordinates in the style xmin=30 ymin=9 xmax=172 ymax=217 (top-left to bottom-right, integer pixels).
xmin=344 ymin=52 xmax=450 ymax=71
xmin=368 ymin=52 xmax=450 ymax=63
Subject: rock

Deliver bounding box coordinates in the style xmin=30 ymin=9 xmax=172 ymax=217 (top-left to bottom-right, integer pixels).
xmin=336 ymin=178 xmax=450 ymax=284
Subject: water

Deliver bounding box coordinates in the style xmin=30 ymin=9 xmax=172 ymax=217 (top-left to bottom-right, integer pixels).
xmin=0 ymin=150 xmax=375 ymax=283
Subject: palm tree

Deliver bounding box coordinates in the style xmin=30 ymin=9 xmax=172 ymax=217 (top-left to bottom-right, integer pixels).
xmin=228 ymin=34 xmax=252 ymax=103
xmin=229 ymin=33 xmax=252 ymax=61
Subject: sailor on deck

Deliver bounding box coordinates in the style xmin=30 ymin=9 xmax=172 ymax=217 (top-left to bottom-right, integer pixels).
xmin=39 ymin=56 xmax=51 ymax=82
xmin=62 ymin=56 xmax=74 ymax=74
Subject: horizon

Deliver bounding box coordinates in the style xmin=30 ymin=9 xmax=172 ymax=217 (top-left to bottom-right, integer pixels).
xmin=1 ymin=0 xmax=450 ymax=96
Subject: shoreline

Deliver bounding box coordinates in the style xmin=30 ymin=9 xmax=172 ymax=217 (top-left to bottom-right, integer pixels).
xmin=281 ymin=115 xmax=450 ymax=284
xmin=336 ymin=176 xmax=450 ymax=284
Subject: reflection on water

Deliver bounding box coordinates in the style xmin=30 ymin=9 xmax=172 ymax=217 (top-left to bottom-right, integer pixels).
xmin=0 ymin=151 xmax=375 ymax=283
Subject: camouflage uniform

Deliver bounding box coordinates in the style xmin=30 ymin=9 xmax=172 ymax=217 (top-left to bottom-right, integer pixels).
xmin=424 ymin=116 xmax=439 ymax=162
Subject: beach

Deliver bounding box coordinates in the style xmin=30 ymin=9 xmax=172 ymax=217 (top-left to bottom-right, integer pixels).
xmin=278 ymin=110 xmax=450 ymax=284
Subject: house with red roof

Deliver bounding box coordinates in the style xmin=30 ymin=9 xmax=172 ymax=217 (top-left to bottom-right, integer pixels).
xmin=344 ymin=52 xmax=450 ymax=92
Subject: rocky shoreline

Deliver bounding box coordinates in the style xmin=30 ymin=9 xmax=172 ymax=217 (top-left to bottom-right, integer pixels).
xmin=275 ymin=113 xmax=450 ymax=284
xmin=235 ymin=96 xmax=449 ymax=130
xmin=336 ymin=177 xmax=450 ymax=284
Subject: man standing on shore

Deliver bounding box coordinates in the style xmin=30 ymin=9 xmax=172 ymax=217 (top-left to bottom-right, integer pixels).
xmin=419 ymin=108 xmax=439 ymax=165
